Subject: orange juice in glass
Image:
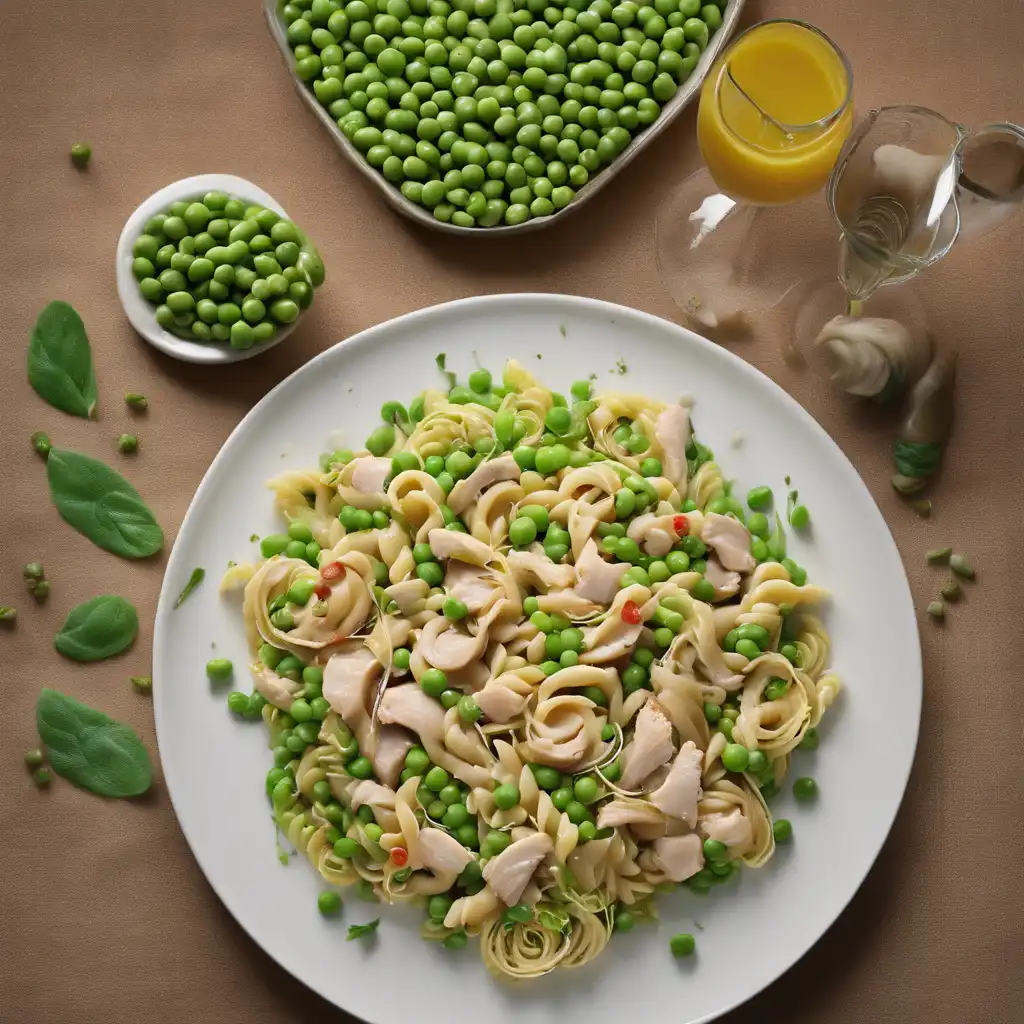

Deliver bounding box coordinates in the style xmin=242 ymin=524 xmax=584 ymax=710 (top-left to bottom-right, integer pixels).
xmin=698 ymin=20 xmax=853 ymax=205
xmin=656 ymin=20 xmax=853 ymax=329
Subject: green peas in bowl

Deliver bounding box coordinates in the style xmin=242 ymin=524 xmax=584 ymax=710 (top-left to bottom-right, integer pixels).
xmin=117 ymin=174 xmax=325 ymax=364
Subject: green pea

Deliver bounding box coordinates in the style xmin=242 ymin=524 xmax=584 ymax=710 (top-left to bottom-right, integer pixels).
xmin=799 ymin=727 xmax=820 ymax=751
xmin=614 ymin=909 xmax=635 ymax=932
xmin=721 ymin=743 xmax=750 ymax=773
xmin=764 ymin=817 xmax=794 ymax=847
xmin=346 ymin=756 xmax=374 ymax=779
xmin=366 ymin=423 xmax=396 ymax=456
xmin=793 ymin=776 xmax=818 ymax=800
xmin=333 ymin=837 xmax=362 ymax=859
xmin=405 ymin=746 xmax=431 ymax=774
xmin=493 ymin=783 xmax=520 ymax=809
xmin=550 ymin=787 xmax=573 ymax=811
xmin=789 ymin=504 xmax=810 ymax=529
xmin=733 ymin=638 xmax=759 ymax=660
xmin=613 ymin=487 xmax=636 ymax=519
xmin=509 ymin=516 xmax=538 ymax=547
xmin=206 ymin=658 xmax=233 ymax=682
xmin=573 ymin=775 xmax=599 ymax=805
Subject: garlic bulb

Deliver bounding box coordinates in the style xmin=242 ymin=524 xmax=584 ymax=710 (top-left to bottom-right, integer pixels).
xmin=809 ymin=315 xmax=931 ymax=399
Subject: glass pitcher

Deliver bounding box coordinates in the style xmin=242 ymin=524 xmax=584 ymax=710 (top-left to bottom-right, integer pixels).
xmin=792 ymin=105 xmax=1024 ymax=396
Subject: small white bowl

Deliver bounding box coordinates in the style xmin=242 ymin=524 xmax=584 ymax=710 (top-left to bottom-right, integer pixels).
xmin=116 ymin=173 xmax=307 ymax=364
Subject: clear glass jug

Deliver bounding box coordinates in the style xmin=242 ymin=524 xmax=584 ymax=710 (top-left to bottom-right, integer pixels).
xmin=793 ymin=105 xmax=1024 ymax=398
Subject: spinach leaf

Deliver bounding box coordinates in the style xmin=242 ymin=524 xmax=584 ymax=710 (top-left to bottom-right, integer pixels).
xmin=175 ymin=567 xmax=206 ymax=608
xmin=36 ymin=689 xmax=152 ymax=798
xmin=47 ymin=448 xmax=164 ymax=558
xmin=55 ymin=595 xmax=139 ymax=661
xmin=347 ymin=919 xmax=380 ymax=941
xmin=893 ymin=440 xmax=942 ymax=479
xmin=27 ymin=301 xmax=98 ymax=418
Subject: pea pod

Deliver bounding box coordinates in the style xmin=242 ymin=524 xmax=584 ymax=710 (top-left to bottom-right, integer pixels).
xmin=891 ymin=351 xmax=956 ymax=495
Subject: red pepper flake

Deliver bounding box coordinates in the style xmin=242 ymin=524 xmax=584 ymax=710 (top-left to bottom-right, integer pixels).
xmin=621 ymin=600 xmax=641 ymax=625
xmin=320 ymin=561 xmax=345 ymax=582
xmin=673 ymin=515 xmax=689 ymax=536
xmin=314 ymin=582 xmax=332 ymax=600
xmin=390 ymin=847 xmax=408 ymax=867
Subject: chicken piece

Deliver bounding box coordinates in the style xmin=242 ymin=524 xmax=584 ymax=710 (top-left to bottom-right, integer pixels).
xmin=566 ymin=836 xmax=612 ymax=891
xmin=250 ymin=663 xmax=301 ymax=710
xmin=346 ymin=780 xmax=397 ymax=812
xmin=596 ymin=798 xmax=666 ymax=830
xmin=649 ymin=740 xmax=703 ymax=827
xmin=378 ymin=684 xmax=491 ymax=788
xmin=568 ymin=504 xmax=599 ymax=561
xmin=415 ymin=600 xmax=503 ymax=672
xmin=700 ymin=808 xmax=753 ymax=850
xmin=349 ymin=456 xmax=392 ymax=495
xmin=444 ymin=561 xmax=499 ymax=614
xmin=377 ymin=683 xmax=446 ymax=740
xmin=372 ymin=726 xmax=414 ymax=788
xmin=537 ymin=591 xmax=602 ymax=621
xmin=444 ymin=886 xmax=500 ymax=930
xmin=322 ymin=644 xmax=382 ymax=753
xmin=701 ymin=513 xmax=756 ymax=573
xmin=619 ymin=698 xmax=676 ymax=790
xmin=383 ymin=579 xmax=430 ymax=616
xmin=652 ymin=833 xmax=704 ymax=882
xmin=419 ymin=826 xmax=476 ymax=874
xmin=627 ymin=514 xmax=680 ymax=558
xmin=703 ymin=556 xmax=741 ymax=600
xmin=447 ymin=453 xmax=521 ymax=515
xmin=507 ymin=550 xmax=577 ymax=591
xmin=481 ymin=832 xmax=553 ymax=906
xmin=427 ymin=528 xmax=494 ymax=566
xmin=474 ymin=674 xmax=532 ymax=724
xmin=570 ymin=539 xmax=626 ymax=605
xmin=580 ymin=584 xmax=652 ymax=664
xmin=654 ymin=405 xmax=690 ymax=488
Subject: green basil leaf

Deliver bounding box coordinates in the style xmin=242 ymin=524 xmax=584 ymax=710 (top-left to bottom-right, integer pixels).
xmin=175 ymin=567 xmax=206 ymax=608
xmin=347 ymin=919 xmax=380 ymax=941
xmin=47 ymin=448 xmax=164 ymax=558
xmin=36 ymin=688 xmax=152 ymax=798
xmin=893 ymin=440 xmax=942 ymax=479
xmin=537 ymin=903 xmax=571 ymax=935
xmin=54 ymin=595 xmax=139 ymax=661
xmin=27 ymin=301 xmax=98 ymax=418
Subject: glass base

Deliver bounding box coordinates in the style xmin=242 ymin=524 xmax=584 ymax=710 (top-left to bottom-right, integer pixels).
xmin=655 ymin=167 xmax=828 ymax=336
xmin=784 ymin=275 xmax=930 ymax=371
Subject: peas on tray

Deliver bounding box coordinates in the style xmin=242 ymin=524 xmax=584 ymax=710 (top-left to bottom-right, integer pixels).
xmin=277 ymin=0 xmax=727 ymax=228
xmin=131 ymin=193 xmax=326 ymax=348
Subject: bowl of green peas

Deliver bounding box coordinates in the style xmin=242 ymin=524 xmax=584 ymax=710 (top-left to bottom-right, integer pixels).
xmin=265 ymin=0 xmax=743 ymax=232
xmin=116 ymin=174 xmax=326 ymax=364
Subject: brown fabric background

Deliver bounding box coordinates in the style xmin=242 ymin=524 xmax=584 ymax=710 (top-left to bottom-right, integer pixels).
xmin=1 ymin=0 xmax=1022 ymax=1021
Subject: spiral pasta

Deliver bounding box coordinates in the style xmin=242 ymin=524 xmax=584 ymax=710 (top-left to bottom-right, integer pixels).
xmin=224 ymin=358 xmax=842 ymax=981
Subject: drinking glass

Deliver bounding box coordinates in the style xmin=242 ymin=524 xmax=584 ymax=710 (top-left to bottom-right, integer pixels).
xmin=655 ymin=19 xmax=853 ymax=331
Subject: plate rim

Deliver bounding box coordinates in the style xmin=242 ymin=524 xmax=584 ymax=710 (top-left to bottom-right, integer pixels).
xmin=152 ymin=292 xmax=922 ymax=1023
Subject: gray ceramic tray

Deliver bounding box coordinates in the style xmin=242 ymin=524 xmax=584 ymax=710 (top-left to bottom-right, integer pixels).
xmin=264 ymin=0 xmax=745 ymax=234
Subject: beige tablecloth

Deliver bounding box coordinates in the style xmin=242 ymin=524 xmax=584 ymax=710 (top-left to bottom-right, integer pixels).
xmin=1 ymin=0 xmax=1022 ymax=1021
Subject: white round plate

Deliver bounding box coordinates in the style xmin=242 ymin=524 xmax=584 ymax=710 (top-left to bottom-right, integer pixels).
xmin=115 ymin=173 xmax=305 ymax=365
xmin=153 ymin=294 xmax=921 ymax=1024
